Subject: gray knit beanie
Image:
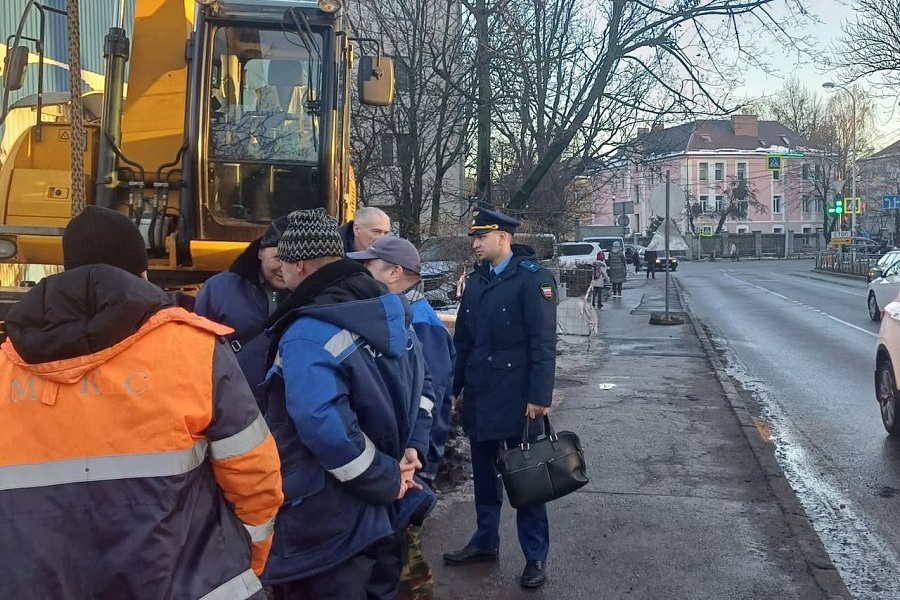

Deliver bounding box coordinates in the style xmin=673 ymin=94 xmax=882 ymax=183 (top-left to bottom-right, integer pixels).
xmin=277 ymin=208 xmax=344 ymax=263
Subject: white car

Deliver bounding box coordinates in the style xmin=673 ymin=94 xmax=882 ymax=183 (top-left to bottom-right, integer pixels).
xmin=875 ymin=300 xmax=900 ymax=435
xmin=867 ymin=261 xmax=900 ymax=321
xmin=557 ymin=242 xmax=603 ymax=268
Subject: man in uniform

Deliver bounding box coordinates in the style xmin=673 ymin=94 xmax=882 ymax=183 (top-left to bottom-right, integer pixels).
xmin=443 ymin=207 xmax=557 ymax=589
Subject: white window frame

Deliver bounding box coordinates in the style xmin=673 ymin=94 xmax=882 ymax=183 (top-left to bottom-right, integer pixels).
xmin=698 ymin=162 xmax=708 ymax=182
xmin=699 ymin=194 xmax=709 ymax=213
xmin=715 ymin=194 xmax=725 ymax=213
xmin=714 ymin=162 xmax=724 ymax=182
xmin=736 ymin=162 xmax=747 ymax=181
xmin=773 ymin=195 xmax=783 ymax=214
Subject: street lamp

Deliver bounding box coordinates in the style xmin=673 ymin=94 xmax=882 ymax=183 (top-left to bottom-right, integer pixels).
xmin=822 ymin=82 xmax=857 ymax=235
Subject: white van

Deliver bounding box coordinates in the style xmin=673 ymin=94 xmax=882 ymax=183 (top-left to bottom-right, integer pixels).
xmin=557 ymin=241 xmax=603 ymax=268
xmin=583 ymin=236 xmax=625 ymax=253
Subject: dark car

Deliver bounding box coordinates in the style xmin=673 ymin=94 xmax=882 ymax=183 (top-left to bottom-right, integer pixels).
xmin=419 ymin=236 xmax=473 ymax=308
xmin=651 ymin=255 xmax=678 ymax=271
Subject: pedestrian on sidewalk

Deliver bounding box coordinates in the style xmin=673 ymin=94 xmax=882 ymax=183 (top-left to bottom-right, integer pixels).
xmin=607 ymin=241 xmax=627 ymax=297
xmin=644 ymin=248 xmax=657 ymax=279
xmin=591 ymin=252 xmax=607 ymax=309
xmin=729 ymin=241 xmax=739 ymax=262
xmin=0 ymin=206 xmax=284 ymax=599
xmin=631 ymin=247 xmax=642 ymax=273
xmin=444 ymin=207 xmax=557 ymax=589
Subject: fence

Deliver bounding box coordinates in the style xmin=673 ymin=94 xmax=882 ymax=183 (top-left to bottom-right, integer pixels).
xmin=635 ymin=232 xmax=828 ymax=260
xmin=814 ymin=252 xmax=876 ymax=277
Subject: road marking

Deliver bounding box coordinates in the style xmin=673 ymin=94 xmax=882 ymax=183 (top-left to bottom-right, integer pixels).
xmin=723 ymin=272 xmax=878 ymax=338
xmin=781 ymin=274 xmax=866 ymax=297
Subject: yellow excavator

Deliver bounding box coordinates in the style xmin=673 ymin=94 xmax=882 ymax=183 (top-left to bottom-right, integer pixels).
xmin=0 ymin=0 xmax=392 ymax=299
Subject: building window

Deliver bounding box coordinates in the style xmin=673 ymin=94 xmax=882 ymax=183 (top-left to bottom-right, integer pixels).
xmin=715 ymin=194 xmax=725 ymax=213
xmin=773 ymin=195 xmax=783 ymax=214
xmin=395 ymin=133 xmax=412 ymax=167
xmin=772 ymin=168 xmax=781 ymax=181
xmin=802 ymin=226 xmax=812 ymax=234
xmin=814 ymin=163 xmax=821 ymax=180
xmin=737 ymin=226 xmax=749 ymax=233
xmin=699 ymin=194 xmax=709 ymax=212
xmin=381 ymin=133 xmax=412 ymax=167
xmin=802 ymin=194 xmax=811 ymax=213
xmin=714 ymin=162 xmax=724 ymax=181
xmin=802 ymin=163 xmax=809 ymax=180
xmin=699 ymin=162 xmax=708 ymax=182
xmin=814 ymin=197 xmax=823 ymax=213
xmin=394 ymin=58 xmax=410 ymax=92
xmin=773 ymin=226 xmax=783 ymax=234
xmin=737 ymin=162 xmax=747 ymax=181
xmin=738 ymin=201 xmax=749 ymax=215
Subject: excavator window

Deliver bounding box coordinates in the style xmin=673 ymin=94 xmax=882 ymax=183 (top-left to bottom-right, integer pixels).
xmin=205 ymin=25 xmax=323 ymax=223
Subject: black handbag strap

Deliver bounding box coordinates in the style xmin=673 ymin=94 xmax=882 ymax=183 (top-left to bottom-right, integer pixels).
xmin=520 ymin=414 xmax=557 ymax=449
xmin=227 ymin=323 xmax=265 ymax=353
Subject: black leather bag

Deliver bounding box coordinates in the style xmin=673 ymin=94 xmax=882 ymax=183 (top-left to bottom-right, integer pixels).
xmin=496 ymin=415 xmax=588 ymax=509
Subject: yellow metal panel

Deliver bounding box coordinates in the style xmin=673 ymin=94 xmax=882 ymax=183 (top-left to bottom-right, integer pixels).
xmin=11 ymin=235 xmax=64 ymax=265
xmin=7 ymin=170 xmax=76 ymax=223
xmin=120 ymin=0 xmax=195 ymax=176
xmin=190 ymin=239 xmax=249 ymax=272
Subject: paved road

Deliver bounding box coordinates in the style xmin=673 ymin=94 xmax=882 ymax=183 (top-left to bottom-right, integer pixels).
xmin=676 ymin=258 xmax=900 ymax=598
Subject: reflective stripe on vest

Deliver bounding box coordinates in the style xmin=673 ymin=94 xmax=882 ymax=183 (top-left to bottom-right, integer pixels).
xmin=198 ymin=568 xmax=262 ymax=600
xmin=210 ymin=413 xmax=270 ymax=461
xmin=0 ymin=440 xmax=208 ymax=491
xmin=243 ymin=515 xmax=276 ymax=542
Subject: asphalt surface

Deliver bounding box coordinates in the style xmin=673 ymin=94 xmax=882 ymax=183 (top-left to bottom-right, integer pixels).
xmin=422 ymin=272 xmax=849 ymax=599
xmin=676 ymin=258 xmax=900 ymax=599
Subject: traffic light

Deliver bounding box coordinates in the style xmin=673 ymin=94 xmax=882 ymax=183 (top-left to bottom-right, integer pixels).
xmin=835 ymin=196 xmax=844 ymax=215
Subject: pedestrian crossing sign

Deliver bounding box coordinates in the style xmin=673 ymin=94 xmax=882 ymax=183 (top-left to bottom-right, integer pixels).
xmin=699 ymin=225 xmax=713 ymax=237
xmin=766 ymin=155 xmax=782 ymax=171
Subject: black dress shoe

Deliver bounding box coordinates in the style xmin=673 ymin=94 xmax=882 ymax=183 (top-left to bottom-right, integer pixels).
xmin=520 ymin=560 xmax=546 ymax=588
xmin=442 ymin=545 xmax=499 ymax=565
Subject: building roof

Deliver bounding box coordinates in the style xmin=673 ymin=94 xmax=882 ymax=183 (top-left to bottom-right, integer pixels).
xmin=631 ymin=118 xmax=809 ymax=157
xmin=862 ymin=137 xmax=900 ymax=162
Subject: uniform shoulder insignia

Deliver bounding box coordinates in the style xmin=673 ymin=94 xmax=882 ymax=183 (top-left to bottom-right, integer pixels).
xmin=519 ymin=259 xmax=541 ymax=273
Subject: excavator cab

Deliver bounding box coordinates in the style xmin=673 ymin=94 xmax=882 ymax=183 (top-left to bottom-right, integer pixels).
xmin=0 ymin=0 xmax=393 ymax=290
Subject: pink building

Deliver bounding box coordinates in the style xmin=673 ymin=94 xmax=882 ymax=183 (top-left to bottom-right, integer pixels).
xmin=585 ymin=115 xmax=823 ymax=235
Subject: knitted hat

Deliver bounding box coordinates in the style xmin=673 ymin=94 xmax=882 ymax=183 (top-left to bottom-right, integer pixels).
xmin=259 ymin=216 xmax=289 ymax=249
xmin=63 ymin=205 xmax=148 ymax=276
xmin=277 ymin=208 xmax=344 ymax=263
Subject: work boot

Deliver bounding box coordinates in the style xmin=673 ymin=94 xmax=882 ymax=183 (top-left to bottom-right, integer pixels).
xmin=520 ymin=560 xmax=546 ymax=588
xmin=442 ymin=545 xmax=499 ymax=565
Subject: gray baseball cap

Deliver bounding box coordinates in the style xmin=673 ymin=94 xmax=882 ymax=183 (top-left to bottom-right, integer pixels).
xmin=347 ymin=236 xmax=421 ymax=274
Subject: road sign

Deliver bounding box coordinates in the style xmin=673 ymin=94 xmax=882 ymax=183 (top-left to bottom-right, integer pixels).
xmin=884 ymin=195 xmax=900 ymax=210
xmin=617 ymin=214 xmax=630 ymax=227
xmin=766 ymin=155 xmax=783 ymax=171
xmin=831 ymin=237 xmax=851 ymax=245
xmin=783 ymin=151 xmax=805 ymax=158
xmin=844 ymin=197 xmax=864 ymax=214
xmin=699 ymin=225 xmax=713 ymax=237
xmin=831 ymin=231 xmax=852 ymax=245
xmin=649 ymin=182 xmax=686 ymax=216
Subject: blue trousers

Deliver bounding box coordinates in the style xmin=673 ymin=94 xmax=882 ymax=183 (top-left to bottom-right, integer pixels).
xmin=468 ymin=438 xmax=550 ymax=561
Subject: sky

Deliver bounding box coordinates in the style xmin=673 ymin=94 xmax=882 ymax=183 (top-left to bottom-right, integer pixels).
xmin=730 ymin=0 xmax=900 ymax=151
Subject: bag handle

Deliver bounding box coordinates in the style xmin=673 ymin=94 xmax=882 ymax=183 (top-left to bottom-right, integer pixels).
xmin=520 ymin=414 xmax=557 ymax=450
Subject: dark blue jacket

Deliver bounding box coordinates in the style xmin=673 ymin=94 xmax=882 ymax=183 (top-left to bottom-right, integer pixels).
xmin=453 ymin=246 xmax=557 ymax=441
xmin=261 ymin=260 xmax=434 ymax=584
xmin=407 ymin=291 xmax=456 ymax=476
xmin=338 ymin=221 xmax=356 ymax=254
xmin=195 ymin=239 xmax=287 ymax=402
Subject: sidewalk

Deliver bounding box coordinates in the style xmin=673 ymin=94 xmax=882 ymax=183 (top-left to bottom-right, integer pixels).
xmin=422 ymin=274 xmax=850 ymax=599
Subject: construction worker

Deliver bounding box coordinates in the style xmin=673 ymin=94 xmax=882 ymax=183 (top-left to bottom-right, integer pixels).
xmin=0 ymin=206 xmax=283 ymax=599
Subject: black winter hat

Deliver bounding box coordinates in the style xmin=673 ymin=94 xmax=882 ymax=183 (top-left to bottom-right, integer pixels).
xmin=259 ymin=216 xmax=289 ymax=249
xmin=63 ymin=205 xmax=149 ymax=276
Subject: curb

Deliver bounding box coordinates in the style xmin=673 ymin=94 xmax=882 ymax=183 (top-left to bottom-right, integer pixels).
xmin=810 ymin=268 xmax=866 ymax=281
xmin=672 ymin=279 xmax=852 ymax=599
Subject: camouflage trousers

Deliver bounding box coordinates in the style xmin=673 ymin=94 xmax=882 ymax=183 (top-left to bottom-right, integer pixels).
xmin=397 ymin=525 xmax=434 ymax=600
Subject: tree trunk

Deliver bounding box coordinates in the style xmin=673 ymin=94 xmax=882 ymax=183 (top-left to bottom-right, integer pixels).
xmin=474 ymin=0 xmax=491 ymax=205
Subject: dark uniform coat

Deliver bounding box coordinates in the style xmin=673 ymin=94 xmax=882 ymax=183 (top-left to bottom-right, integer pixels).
xmin=452 ymin=245 xmax=557 ymax=441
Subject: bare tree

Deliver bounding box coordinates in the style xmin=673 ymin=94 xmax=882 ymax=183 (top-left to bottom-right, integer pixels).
xmin=832 ymin=0 xmax=900 ymax=96
xmin=350 ymin=0 xmax=472 ymax=243
xmin=483 ymin=0 xmax=817 ymax=211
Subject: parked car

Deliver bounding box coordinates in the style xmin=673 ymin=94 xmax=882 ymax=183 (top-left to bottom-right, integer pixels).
xmin=583 ymin=236 xmax=625 ymax=253
xmin=624 ymin=244 xmax=646 ymax=262
xmin=875 ymin=300 xmax=900 ymax=435
xmin=867 ymin=261 xmax=900 ymax=321
xmin=419 ymin=235 xmax=473 ymax=308
xmin=868 ymin=250 xmax=900 ymax=283
xmin=557 ymin=241 xmax=603 ymax=268
xmin=847 ymin=237 xmax=883 ymax=256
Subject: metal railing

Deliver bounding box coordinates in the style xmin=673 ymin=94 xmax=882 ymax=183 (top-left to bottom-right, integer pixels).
xmin=815 ymin=251 xmax=877 ymax=277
